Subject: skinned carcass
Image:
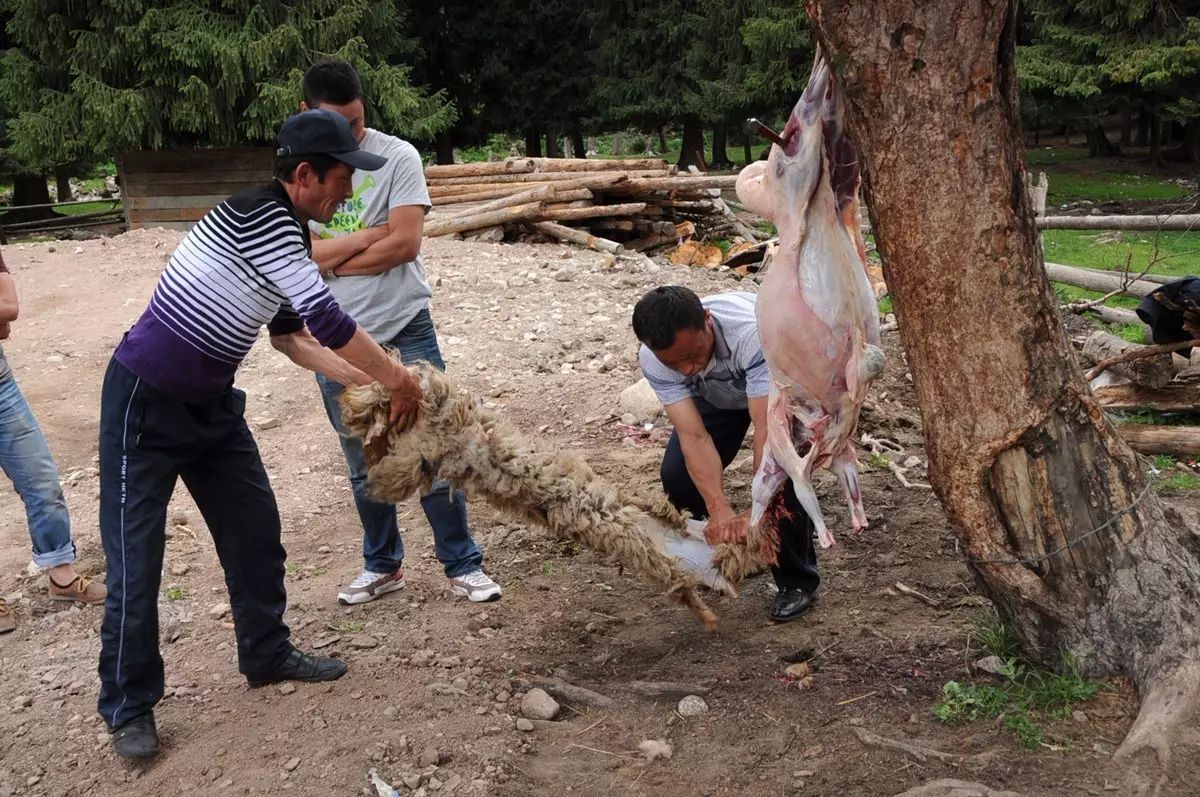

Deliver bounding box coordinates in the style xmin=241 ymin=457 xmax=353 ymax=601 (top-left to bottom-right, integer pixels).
xmin=340 ymin=364 xmax=740 ymax=630
xmin=734 ymin=54 xmax=884 ymax=552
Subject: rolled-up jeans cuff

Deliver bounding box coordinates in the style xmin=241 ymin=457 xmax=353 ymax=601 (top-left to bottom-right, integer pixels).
xmin=32 ymin=539 xmax=76 ymax=569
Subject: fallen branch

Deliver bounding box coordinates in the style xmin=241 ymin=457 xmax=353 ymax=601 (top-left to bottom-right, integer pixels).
xmin=423 ymin=202 xmax=543 ymax=238
xmin=536 ymin=202 xmax=647 ymax=223
xmin=1084 ymin=338 xmax=1199 ymax=382
xmin=850 ymin=726 xmax=969 ymax=764
xmin=530 ymin=221 xmax=624 ymax=254
xmin=1094 ymin=383 xmax=1200 ymax=412
xmin=424 ymin=158 xmax=535 ymax=178
xmin=888 ymin=460 xmax=933 ymax=490
xmin=626 ymin=681 xmax=711 ymax=699
xmin=1116 ymin=424 xmax=1200 ymax=456
xmin=529 ymin=676 xmax=614 ymax=709
xmin=1046 ymin=262 xmax=1163 ymax=299
xmin=894 ymin=581 xmax=941 ymax=607
xmin=1038 ymin=214 xmax=1200 ymax=232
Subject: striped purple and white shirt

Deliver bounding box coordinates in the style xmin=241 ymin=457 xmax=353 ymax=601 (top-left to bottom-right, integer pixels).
xmin=115 ymin=181 xmax=357 ymax=401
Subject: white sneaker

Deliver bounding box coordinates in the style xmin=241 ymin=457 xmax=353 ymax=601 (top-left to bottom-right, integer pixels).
xmin=448 ymin=569 xmax=502 ymax=603
xmin=337 ymin=568 xmax=406 ymax=605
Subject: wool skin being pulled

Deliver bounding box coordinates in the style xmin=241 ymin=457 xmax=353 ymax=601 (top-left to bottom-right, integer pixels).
xmin=340 ymin=364 xmax=772 ymax=630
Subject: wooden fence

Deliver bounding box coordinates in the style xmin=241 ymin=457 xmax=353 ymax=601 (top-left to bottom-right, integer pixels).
xmin=119 ymin=146 xmax=273 ymax=230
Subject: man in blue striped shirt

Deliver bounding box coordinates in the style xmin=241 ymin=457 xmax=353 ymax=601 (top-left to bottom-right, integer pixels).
xmin=634 ymin=286 xmax=820 ymax=623
xmin=98 ymin=109 xmax=422 ymax=760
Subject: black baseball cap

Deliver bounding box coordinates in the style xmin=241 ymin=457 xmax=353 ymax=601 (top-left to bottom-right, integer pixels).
xmin=276 ymin=108 xmax=387 ymax=171
xmin=1136 ymin=276 xmax=1200 ymax=357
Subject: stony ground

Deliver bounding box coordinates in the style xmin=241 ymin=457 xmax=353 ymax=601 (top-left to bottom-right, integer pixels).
xmin=0 ymin=230 xmax=1196 ymax=797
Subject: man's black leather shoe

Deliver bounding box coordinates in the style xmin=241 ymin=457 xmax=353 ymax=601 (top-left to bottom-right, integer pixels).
xmin=770 ymin=588 xmax=814 ymax=622
xmin=113 ymin=712 xmax=160 ymax=759
xmin=246 ymin=648 xmax=348 ymax=688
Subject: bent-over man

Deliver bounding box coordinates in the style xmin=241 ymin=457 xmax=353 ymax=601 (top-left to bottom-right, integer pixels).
xmin=632 ymin=285 xmax=820 ymax=622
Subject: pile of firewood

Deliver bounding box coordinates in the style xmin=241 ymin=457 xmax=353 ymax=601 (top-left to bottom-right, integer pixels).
xmin=1076 ymin=329 xmax=1200 ymax=456
xmin=423 ymin=157 xmax=764 ymax=255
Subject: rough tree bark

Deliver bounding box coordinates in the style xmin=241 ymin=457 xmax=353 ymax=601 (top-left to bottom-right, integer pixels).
xmin=54 ymin=166 xmax=74 ymax=203
xmin=809 ymin=0 xmax=1200 ymax=779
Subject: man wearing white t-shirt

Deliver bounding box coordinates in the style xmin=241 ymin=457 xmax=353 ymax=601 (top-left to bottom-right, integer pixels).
xmin=298 ymin=60 xmax=501 ymax=606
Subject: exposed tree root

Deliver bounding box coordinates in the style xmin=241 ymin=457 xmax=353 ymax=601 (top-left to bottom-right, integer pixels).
xmin=1111 ymin=662 xmax=1200 ymax=794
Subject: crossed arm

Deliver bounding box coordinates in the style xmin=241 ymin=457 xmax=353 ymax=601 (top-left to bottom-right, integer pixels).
xmin=310 ymin=205 xmax=425 ymax=278
xmin=0 ymin=254 xmax=19 ymax=339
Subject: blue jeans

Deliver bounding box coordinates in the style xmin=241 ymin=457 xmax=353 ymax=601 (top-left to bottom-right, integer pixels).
xmin=0 ymin=373 xmax=74 ymax=568
xmin=317 ymin=308 xmax=483 ymax=577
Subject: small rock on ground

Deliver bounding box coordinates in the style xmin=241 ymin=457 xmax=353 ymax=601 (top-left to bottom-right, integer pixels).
xmin=677 ymin=695 xmax=709 ymax=717
xmin=520 ymin=688 xmax=560 ymax=720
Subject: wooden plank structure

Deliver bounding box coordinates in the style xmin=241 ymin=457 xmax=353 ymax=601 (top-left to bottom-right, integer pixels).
xmin=119 ymin=147 xmax=273 ymax=230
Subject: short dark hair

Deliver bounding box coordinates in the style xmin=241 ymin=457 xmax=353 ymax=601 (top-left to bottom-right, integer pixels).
xmin=632 ymin=286 xmax=707 ymax=350
xmin=303 ymin=60 xmax=365 ymax=107
xmin=273 ymin=153 xmax=342 ymax=183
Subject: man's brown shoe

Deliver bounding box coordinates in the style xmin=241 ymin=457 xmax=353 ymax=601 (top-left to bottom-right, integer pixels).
xmin=0 ymin=598 xmax=15 ymax=634
xmin=48 ymin=574 xmax=106 ymax=605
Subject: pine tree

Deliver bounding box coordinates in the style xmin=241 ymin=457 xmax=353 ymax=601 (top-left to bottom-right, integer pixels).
xmin=0 ymin=0 xmax=454 ymax=179
xmin=1020 ymin=0 xmax=1200 ymax=161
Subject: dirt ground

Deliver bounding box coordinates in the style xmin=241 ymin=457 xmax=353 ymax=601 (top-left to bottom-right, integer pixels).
xmin=0 ymin=230 xmax=1196 ymax=797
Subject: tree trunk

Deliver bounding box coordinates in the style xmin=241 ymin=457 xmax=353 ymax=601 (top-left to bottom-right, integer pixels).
xmin=1165 ymin=122 xmax=1200 ymax=163
xmin=657 ymin=127 xmax=669 ymax=154
xmin=743 ymin=130 xmax=753 ymax=165
xmin=1150 ymin=114 xmax=1163 ymax=165
xmin=12 ymin=173 xmax=51 ymax=207
xmin=1085 ymin=121 xmax=1121 ymax=157
xmin=712 ymin=124 xmax=731 ymax=168
xmin=1 ymin=173 xmax=55 ymax=224
xmin=677 ymin=119 xmax=706 ymax=170
xmin=54 ymin=167 xmax=74 ymax=203
xmin=524 ymin=127 xmax=543 ymax=158
xmin=810 ymin=0 xmax=1200 ymax=772
xmin=571 ymin=124 xmax=587 ymax=161
xmin=1120 ymin=107 xmax=1133 ymax=147
xmin=434 ymin=132 xmax=456 ymax=166
xmin=1135 ymin=110 xmax=1151 ymax=146
xmin=545 ymin=129 xmax=562 ymax=158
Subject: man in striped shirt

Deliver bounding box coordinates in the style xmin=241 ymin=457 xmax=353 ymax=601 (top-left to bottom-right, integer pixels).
xmin=633 ymin=286 xmax=820 ymax=623
xmin=98 ymin=109 xmax=422 ymax=760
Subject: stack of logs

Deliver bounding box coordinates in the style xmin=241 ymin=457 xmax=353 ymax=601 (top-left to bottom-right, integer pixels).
xmin=423 ymin=157 xmax=759 ymax=254
xmin=1079 ymin=330 xmax=1200 ymax=456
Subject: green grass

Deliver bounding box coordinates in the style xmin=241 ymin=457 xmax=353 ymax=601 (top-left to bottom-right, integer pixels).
xmin=1043 ymin=229 xmax=1200 ymax=277
xmin=1044 ymin=227 xmax=1200 ymax=311
xmin=972 ymin=612 xmax=1023 ymax=660
xmin=329 ymin=619 xmax=365 ymax=634
xmin=164 ymin=586 xmax=184 ymax=602
xmin=867 ymin=452 xmax=890 ymax=469
xmin=1045 ymin=170 xmax=1187 ymax=206
xmin=934 ymin=613 xmax=1101 ymax=750
xmin=54 ymin=199 xmax=120 ymax=216
xmin=540 ymin=562 xmax=555 ymax=576
xmin=877 ymin=295 xmax=894 ymax=315
xmin=1149 ymin=455 xmax=1200 ymax=493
